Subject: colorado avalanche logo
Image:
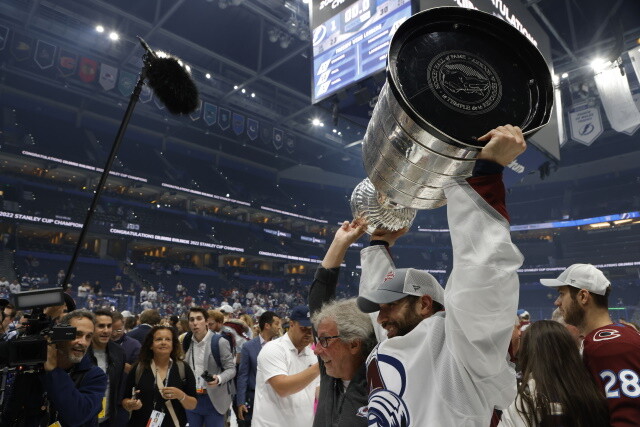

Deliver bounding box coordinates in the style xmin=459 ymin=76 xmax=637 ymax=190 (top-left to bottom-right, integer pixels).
xmin=362 ymin=349 xmax=411 ymax=426
xmin=593 ymin=329 xmax=621 ymax=341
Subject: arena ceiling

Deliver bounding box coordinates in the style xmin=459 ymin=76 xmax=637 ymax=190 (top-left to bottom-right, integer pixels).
xmin=0 ymin=0 xmax=638 ymax=179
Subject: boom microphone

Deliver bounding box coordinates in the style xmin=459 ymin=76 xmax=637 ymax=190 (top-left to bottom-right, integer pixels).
xmin=138 ymin=36 xmax=199 ymax=115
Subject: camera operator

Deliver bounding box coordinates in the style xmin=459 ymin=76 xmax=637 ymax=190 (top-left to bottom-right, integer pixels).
xmin=3 ymin=309 xmax=108 ymax=426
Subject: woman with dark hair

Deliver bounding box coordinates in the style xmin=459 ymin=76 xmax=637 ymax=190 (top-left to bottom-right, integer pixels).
xmin=499 ymin=320 xmax=609 ymax=427
xmin=122 ymin=326 xmax=197 ymax=426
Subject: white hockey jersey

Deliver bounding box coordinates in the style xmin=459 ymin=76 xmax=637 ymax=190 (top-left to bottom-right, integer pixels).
xmin=359 ymin=179 xmax=523 ymax=427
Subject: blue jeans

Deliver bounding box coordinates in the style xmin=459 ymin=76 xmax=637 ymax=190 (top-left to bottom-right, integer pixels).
xmin=186 ymin=394 xmax=225 ymax=427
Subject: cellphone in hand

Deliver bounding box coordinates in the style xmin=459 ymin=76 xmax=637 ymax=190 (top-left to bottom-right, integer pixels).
xmin=201 ymin=371 xmax=215 ymax=382
xmin=131 ymin=387 xmax=140 ymax=400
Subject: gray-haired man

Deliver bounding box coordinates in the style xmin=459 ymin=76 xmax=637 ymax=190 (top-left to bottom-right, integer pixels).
xmin=309 ymin=219 xmax=377 ymax=427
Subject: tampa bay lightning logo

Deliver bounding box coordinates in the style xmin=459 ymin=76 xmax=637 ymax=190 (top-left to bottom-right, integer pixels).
xmin=363 ymin=349 xmax=411 ymax=426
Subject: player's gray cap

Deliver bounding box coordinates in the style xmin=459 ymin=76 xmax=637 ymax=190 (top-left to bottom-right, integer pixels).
xmin=357 ymin=268 xmax=445 ymax=314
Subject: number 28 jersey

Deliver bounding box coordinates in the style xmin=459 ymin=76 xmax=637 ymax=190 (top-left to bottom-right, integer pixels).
xmin=582 ymin=323 xmax=640 ymax=427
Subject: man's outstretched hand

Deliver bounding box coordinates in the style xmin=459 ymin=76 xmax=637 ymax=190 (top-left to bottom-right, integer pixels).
xmin=477 ymin=125 xmax=526 ymax=166
xmin=321 ymin=219 xmax=367 ymax=269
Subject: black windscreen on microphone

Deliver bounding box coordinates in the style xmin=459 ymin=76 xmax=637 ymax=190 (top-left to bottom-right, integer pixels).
xmin=138 ymin=37 xmax=199 ymax=115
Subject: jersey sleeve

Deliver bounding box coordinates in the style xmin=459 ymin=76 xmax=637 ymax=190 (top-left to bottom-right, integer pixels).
xmin=443 ymin=178 xmax=523 ymax=408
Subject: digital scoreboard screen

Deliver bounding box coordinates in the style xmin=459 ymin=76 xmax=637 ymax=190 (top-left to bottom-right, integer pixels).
xmin=310 ymin=0 xmax=413 ymax=103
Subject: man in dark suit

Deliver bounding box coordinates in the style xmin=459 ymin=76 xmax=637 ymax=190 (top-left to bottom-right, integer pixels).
xmin=125 ymin=309 xmax=160 ymax=344
xmin=236 ymin=311 xmax=281 ymax=426
xmin=88 ymin=309 xmax=126 ymax=427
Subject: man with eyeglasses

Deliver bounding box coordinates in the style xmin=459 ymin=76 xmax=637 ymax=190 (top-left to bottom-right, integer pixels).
xmin=309 ymin=220 xmax=376 ymax=427
xmin=252 ymin=305 xmax=320 ymax=426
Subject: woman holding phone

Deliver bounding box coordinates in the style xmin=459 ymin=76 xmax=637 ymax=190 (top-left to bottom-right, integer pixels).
xmin=123 ymin=326 xmax=197 ymax=426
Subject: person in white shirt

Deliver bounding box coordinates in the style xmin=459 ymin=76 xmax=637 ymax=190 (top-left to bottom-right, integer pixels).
xmin=184 ymin=307 xmax=236 ymax=427
xmin=357 ymin=125 xmax=527 ymax=426
xmin=252 ymin=305 xmax=320 ymax=427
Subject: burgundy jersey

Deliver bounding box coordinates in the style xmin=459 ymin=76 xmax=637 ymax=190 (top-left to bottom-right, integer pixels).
xmin=582 ymin=323 xmax=640 ymax=427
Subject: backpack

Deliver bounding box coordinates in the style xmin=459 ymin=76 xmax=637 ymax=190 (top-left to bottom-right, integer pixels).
xmin=182 ymin=330 xmax=235 ymax=368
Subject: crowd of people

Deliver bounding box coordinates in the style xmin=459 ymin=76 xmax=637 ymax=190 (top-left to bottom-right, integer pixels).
xmin=0 ymin=126 xmax=639 ymax=426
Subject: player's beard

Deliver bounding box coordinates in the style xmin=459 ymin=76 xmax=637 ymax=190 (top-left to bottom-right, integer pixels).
xmin=388 ymin=309 xmax=424 ymax=338
xmin=563 ymin=299 xmax=586 ymax=328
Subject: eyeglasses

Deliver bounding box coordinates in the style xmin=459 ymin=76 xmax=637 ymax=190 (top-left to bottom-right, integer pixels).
xmin=315 ymin=335 xmax=341 ymax=348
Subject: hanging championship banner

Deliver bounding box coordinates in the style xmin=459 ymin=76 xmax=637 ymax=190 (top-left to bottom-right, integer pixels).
xmin=203 ymin=103 xmax=218 ymax=126
xmin=247 ymin=118 xmax=259 ymax=141
xmin=139 ymin=83 xmax=153 ymax=103
xmin=285 ymin=134 xmax=295 ymax=153
xmin=190 ymin=100 xmax=202 ymax=121
xmin=10 ymin=33 xmax=33 ymax=62
xmin=99 ymin=63 xmax=118 ymax=91
xmin=273 ymin=128 xmax=284 ymax=150
xmin=622 ymin=90 xmax=640 ymax=136
xmin=569 ymin=103 xmax=602 ymax=146
xmin=593 ymin=64 xmax=640 ymax=132
xmin=78 ymin=57 xmax=98 ymax=83
xmin=118 ymin=70 xmax=137 ymax=96
xmin=232 ymin=112 xmax=245 ymax=136
xmin=34 ymin=40 xmax=56 ymax=69
xmin=218 ymin=108 xmax=231 ymax=131
xmin=554 ymin=85 xmax=567 ymax=147
xmin=57 ymin=49 xmax=78 ymax=77
xmin=0 ymin=25 xmax=8 ymax=51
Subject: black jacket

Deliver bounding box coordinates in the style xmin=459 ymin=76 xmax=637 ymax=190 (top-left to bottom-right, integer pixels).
xmin=87 ymin=340 xmax=126 ymax=424
xmin=309 ymin=267 xmax=370 ymax=427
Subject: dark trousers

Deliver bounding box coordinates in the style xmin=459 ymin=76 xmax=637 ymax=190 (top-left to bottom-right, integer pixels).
xmin=237 ymin=391 xmax=254 ymax=427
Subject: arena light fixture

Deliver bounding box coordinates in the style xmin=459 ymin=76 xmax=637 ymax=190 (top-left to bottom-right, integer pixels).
xmin=109 ymin=31 xmax=119 ymax=41
xmin=96 ymin=25 xmax=105 ymax=33
xmin=590 ymin=58 xmax=610 ymax=72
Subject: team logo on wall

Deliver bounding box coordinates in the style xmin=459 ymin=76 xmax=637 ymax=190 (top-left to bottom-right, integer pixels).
xmin=57 ymin=49 xmax=78 ymax=77
xmin=118 ymin=70 xmax=136 ymax=96
xmin=246 ymin=118 xmax=258 ymax=140
xmin=273 ymin=128 xmax=283 ymax=150
xmin=78 ymin=57 xmax=98 ymax=83
xmin=427 ymin=50 xmax=502 ymax=115
xmin=10 ymin=33 xmax=33 ymax=62
xmin=99 ymin=64 xmax=118 ymax=91
xmin=232 ymin=112 xmax=245 ymax=135
xmin=34 ymin=40 xmax=56 ymax=69
xmin=204 ymin=103 xmax=218 ymax=126
xmin=219 ymin=108 xmax=231 ymax=131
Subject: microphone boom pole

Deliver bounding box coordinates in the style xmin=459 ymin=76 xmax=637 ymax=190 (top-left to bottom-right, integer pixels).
xmin=61 ymin=36 xmax=198 ymax=292
xmin=61 ymin=73 xmax=145 ymax=291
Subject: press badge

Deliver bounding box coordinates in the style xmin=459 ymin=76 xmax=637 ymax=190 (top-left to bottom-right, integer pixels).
xmin=98 ymin=397 xmax=106 ymax=418
xmin=196 ymin=376 xmax=206 ymax=394
xmin=147 ymin=409 xmax=165 ymax=427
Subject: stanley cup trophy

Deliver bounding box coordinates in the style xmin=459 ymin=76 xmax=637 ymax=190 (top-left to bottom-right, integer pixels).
xmin=350 ymin=7 xmax=553 ymax=232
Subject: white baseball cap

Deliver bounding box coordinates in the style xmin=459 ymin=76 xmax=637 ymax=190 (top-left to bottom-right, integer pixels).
xmin=540 ymin=264 xmax=610 ymax=296
xmin=357 ymin=268 xmax=445 ymax=313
